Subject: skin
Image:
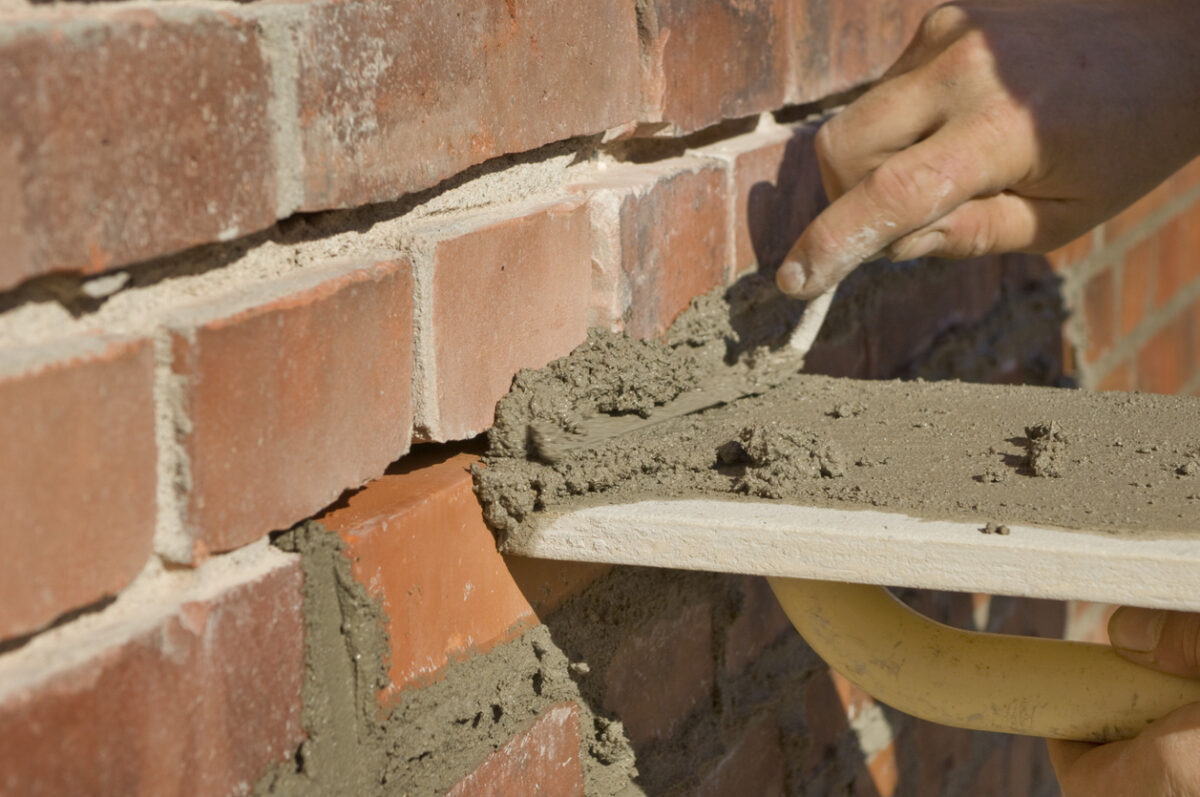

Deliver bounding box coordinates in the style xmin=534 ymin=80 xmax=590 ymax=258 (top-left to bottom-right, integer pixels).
xmin=776 ymin=0 xmax=1200 ymax=300
xmin=774 ymin=1 xmax=1200 ymax=790
xmin=1049 ymin=609 xmax=1200 ymax=796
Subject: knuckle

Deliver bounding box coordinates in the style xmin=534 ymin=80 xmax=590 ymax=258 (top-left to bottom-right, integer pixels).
xmin=865 ymin=157 xmax=957 ymax=220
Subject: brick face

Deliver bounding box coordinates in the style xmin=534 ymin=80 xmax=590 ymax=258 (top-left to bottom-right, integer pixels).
xmin=422 ymin=198 xmax=592 ymax=441
xmin=319 ymin=447 xmax=536 ymax=697
xmin=0 ymin=548 xmax=304 ymax=797
xmin=169 ymin=258 xmax=413 ymax=556
xmin=603 ymin=600 xmax=714 ymax=747
xmin=577 ymin=158 xmax=729 ymax=339
xmin=0 ymin=337 xmax=156 ymax=641
xmin=642 ymin=0 xmax=789 ymax=134
xmin=293 ymin=0 xmax=640 ymax=210
xmin=447 ymin=703 xmax=584 ymax=797
xmin=0 ymin=9 xmax=276 ymax=289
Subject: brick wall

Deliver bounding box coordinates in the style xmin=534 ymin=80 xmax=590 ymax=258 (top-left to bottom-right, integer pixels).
xmin=1 ymin=0 xmax=1197 ymax=794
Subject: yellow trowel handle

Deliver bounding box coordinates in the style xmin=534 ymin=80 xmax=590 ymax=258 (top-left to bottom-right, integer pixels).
xmin=768 ymin=577 xmax=1200 ymax=743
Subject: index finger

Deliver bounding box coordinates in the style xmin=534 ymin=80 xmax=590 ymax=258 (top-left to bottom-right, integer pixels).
xmin=777 ymin=122 xmax=1008 ymax=299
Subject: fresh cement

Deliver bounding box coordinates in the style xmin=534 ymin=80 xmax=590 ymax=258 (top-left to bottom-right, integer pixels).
xmin=475 ymin=280 xmax=1200 ymax=550
xmin=253 ymin=522 xmax=639 ymax=796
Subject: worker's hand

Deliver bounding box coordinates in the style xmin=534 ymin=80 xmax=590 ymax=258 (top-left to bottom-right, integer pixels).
xmin=1047 ymin=608 xmax=1200 ymax=796
xmin=777 ymin=0 xmax=1200 ymax=300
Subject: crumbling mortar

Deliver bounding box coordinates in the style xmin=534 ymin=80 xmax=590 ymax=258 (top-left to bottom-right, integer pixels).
xmin=152 ymin=330 xmax=196 ymax=565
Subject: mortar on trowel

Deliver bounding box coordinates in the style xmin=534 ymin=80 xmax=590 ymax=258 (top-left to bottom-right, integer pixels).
xmin=473 ymin=281 xmax=1200 ymax=744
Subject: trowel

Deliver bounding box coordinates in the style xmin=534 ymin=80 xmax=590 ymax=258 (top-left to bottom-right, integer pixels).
xmin=493 ymin=288 xmax=1200 ymax=744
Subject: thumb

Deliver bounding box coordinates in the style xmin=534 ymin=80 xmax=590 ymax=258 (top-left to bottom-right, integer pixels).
xmin=1109 ymin=607 xmax=1200 ymax=679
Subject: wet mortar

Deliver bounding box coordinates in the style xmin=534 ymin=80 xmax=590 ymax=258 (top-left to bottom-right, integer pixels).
xmin=475 ymin=281 xmax=1200 ymax=551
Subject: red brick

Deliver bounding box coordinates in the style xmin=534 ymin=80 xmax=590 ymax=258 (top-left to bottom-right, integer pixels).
xmin=293 ymin=0 xmax=639 ymax=210
xmin=504 ymin=557 xmax=611 ymax=617
xmin=0 ymin=337 xmax=155 ymax=641
xmin=1120 ymin=237 xmax=1157 ymax=336
xmin=702 ymin=123 xmax=824 ymax=277
xmin=0 ymin=9 xmax=275 ymax=289
xmin=603 ymin=601 xmax=714 ymax=747
xmin=695 ymin=715 xmax=786 ymax=797
xmin=724 ymin=576 xmax=793 ymax=675
xmin=169 ymin=258 xmax=413 ymax=556
xmin=448 ymin=703 xmax=584 ymax=797
xmin=803 ymin=670 xmax=850 ymax=772
xmin=0 ymin=545 xmax=304 ymax=797
xmin=1096 ymin=361 xmax=1133 ymax=392
xmin=1082 ymin=267 xmax=1116 ymax=362
xmin=641 ymin=0 xmax=788 ymax=134
xmin=420 ymin=198 xmax=591 ymax=441
xmin=1135 ymin=316 xmax=1189 ymax=395
xmin=862 ymin=743 xmax=899 ymax=797
xmin=319 ymin=446 xmax=536 ymax=697
xmin=576 ymin=158 xmax=729 ymax=339
xmin=1156 ymin=211 xmax=1200 ymax=307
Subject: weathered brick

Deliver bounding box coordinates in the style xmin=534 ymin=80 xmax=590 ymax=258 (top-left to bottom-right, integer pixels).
xmin=803 ymin=670 xmax=851 ymax=772
xmin=1082 ymin=267 xmax=1116 ymax=363
xmin=575 ymin=158 xmax=729 ymax=339
xmin=0 ymin=8 xmax=275 ymax=289
xmin=1155 ymin=210 xmax=1200 ymax=307
xmin=169 ymin=258 xmax=413 ymax=557
xmin=319 ymin=446 xmax=536 ymax=697
xmin=417 ymin=197 xmax=591 ymax=441
xmin=723 ymin=576 xmax=793 ymax=676
xmin=641 ymin=0 xmax=788 ymax=134
xmin=695 ymin=715 xmax=786 ymax=797
xmin=700 ymin=123 xmax=824 ymax=278
xmin=603 ymin=601 xmax=714 ymax=747
xmin=447 ymin=703 xmax=584 ymax=797
xmin=861 ymin=743 xmax=899 ymax=797
xmin=0 ymin=336 xmax=155 ymax=641
xmin=504 ymin=557 xmax=611 ymax=617
xmin=0 ymin=544 xmax=304 ymax=797
xmin=292 ymin=0 xmax=640 ymax=210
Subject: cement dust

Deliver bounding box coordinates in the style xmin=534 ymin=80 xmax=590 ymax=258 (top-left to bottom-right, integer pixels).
xmin=476 ymin=283 xmax=1200 ymax=549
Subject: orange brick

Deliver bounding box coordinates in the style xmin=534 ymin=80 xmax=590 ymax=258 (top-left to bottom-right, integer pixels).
xmin=319 ymin=446 xmax=536 ymax=697
xmin=603 ymin=601 xmax=714 ymax=747
xmin=1082 ymin=267 xmax=1116 ymax=362
xmin=641 ymin=0 xmax=788 ymax=134
xmin=1156 ymin=210 xmax=1200 ymax=307
xmin=169 ymin=258 xmax=413 ymax=557
xmin=448 ymin=703 xmax=584 ymax=797
xmin=1120 ymin=237 xmax=1157 ymax=335
xmin=420 ymin=197 xmax=591 ymax=441
xmin=0 ymin=9 xmax=275 ymax=289
xmin=701 ymin=123 xmax=824 ymax=277
xmin=576 ymin=157 xmax=729 ymax=339
xmin=1135 ymin=316 xmax=1189 ymax=395
xmin=695 ymin=715 xmax=786 ymax=797
xmin=503 ymin=556 xmax=611 ymax=617
xmin=864 ymin=743 xmax=899 ymax=797
xmin=0 ymin=546 xmax=304 ymax=797
xmin=0 ymin=337 xmax=156 ymax=641
xmin=293 ymin=0 xmax=640 ymax=210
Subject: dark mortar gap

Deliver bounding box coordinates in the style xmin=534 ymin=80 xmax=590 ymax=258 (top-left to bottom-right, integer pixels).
xmin=0 ymin=135 xmax=600 ymax=318
xmin=773 ymin=83 xmax=874 ymax=124
xmin=0 ymin=593 xmax=118 ymax=656
xmin=605 ymin=116 xmax=760 ymax=164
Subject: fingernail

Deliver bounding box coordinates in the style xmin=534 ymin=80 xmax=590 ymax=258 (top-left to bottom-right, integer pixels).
xmin=776 ymin=261 xmax=808 ymax=297
xmin=1109 ymin=607 xmax=1166 ymax=653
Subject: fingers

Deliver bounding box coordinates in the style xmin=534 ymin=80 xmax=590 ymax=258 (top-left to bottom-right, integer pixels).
xmin=815 ymin=71 xmax=944 ymax=200
xmin=778 ymin=124 xmax=1007 ymax=299
xmin=884 ymin=192 xmax=1072 ymax=260
xmin=1110 ymin=607 xmax=1200 ymax=679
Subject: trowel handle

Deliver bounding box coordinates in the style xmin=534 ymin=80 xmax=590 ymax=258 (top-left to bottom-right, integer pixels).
xmin=768 ymin=577 xmax=1200 ymax=743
